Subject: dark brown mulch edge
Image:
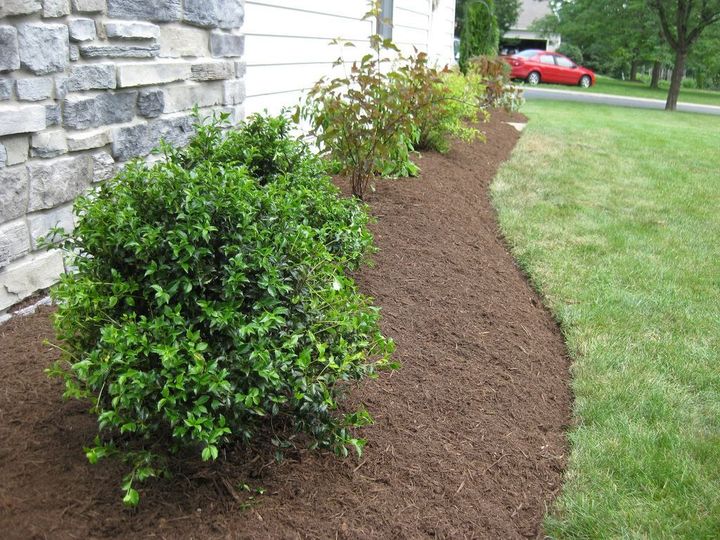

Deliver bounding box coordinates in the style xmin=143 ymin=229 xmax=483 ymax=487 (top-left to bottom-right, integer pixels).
xmin=0 ymin=111 xmax=571 ymax=540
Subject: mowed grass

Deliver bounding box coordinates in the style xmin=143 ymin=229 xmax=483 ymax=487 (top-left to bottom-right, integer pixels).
xmin=530 ymin=75 xmax=720 ymax=107
xmin=492 ymin=101 xmax=720 ymax=538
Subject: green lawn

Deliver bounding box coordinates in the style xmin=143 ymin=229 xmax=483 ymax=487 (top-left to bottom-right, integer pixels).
xmin=492 ymin=101 xmax=720 ymax=538
xmin=526 ymin=75 xmax=720 ymax=107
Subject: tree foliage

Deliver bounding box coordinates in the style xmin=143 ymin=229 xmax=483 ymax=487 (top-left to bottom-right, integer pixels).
xmin=532 ymin=0 xmax=665 ymax=76
xmin=647 ymin=0 xmax=720 ymax=109
xmin=456 ymin=0 xmax=520 ymax=36
xmin=535 ymin=0 xmax=720 ymax=109
xmin=459 ymin=0 xmax=500 ymax=72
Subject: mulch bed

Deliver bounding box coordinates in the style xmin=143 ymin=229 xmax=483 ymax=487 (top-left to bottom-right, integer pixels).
xmin=0 ymin=111 xmax=571 ymax=539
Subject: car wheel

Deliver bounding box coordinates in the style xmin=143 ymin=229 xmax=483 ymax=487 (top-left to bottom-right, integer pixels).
xmin=527 ymin=71 xmax=541 ymax=85
xmin=580 ymin=75 xmax=591 ymax=88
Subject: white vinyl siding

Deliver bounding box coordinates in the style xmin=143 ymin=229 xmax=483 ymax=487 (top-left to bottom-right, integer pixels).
xmin=244 ymin=0 xmax=456 ymax=115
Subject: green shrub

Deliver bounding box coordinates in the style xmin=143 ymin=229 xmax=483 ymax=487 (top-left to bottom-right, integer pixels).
xmin=459 ymin=0 xmax=500 ymax=73
xmin=401 ymin=53 xmax=482 ymax=154
xmin=468 ymin=55 xmax=525 ymax=112
xmin=48 ymin=112 xmax=395 ymax=506
xmin=298 ymin=26 xmax=416 ymax=198
xmin=556 ymin=43 xmax=584 ymax=65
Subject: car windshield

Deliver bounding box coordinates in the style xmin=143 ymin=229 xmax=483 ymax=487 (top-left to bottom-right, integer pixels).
xmin=515 ymin=50 xmax=540 ymax=59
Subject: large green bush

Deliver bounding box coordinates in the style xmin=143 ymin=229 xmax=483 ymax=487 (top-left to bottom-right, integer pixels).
xmin=48 ymin=113 xmax=395 ymax=506
xmin=459 ymin=0 xmax=500 ymax=73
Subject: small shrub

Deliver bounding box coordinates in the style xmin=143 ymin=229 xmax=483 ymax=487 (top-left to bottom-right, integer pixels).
xmin=48 ymin=112 xmax=395 ymax=506
xmin=400 ymin=52 xmax=482 ymax=154
xmin=468 ymin=55 xmax=525 ymax=112
xmin=298 ymin=28 xmax=416 ymax=199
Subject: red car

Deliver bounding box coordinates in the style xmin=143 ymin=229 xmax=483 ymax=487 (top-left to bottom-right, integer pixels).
xmin=503 ymin=49 xmax=596 ymax=88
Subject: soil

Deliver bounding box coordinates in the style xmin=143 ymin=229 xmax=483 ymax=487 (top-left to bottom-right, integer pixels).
xmin=0 ymin=112 xmax=572 ymax=540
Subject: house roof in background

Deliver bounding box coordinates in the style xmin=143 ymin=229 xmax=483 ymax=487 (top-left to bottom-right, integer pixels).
xmin=515 ymin=0 xmax=553 ymax=30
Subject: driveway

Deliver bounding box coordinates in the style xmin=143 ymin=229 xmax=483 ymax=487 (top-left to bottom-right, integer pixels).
xmin=522 ymin=86 xmax=720 ymax=116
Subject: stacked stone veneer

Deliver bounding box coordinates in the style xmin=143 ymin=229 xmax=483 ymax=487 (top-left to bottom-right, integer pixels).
xmin=0 ymin=0 xmax=246 ymax=311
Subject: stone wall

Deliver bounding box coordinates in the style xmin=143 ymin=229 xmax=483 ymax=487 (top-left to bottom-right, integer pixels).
xmin=0 ymin=0 xmax=246 ymax=311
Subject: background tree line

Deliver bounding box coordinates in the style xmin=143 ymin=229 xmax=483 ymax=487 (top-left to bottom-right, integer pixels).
xmin=532 ymin=0 xmax=720 ymax=109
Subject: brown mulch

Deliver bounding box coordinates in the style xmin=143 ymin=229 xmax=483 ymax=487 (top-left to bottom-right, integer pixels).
xmin=0 ymin=111 xmax=572 ymax=539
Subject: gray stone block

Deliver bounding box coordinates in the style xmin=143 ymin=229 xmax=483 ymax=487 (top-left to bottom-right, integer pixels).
xmin=61 ymin=96 xmax=94 ymax=130
xmin=42 ymin=0 xmax=71 ymax=17
xmin=0 ymin=166 xmax=29 ymax=222
xmin=45 ymin=104 xmax=62 ymax=126
xmin=62 ymin=91 xmax=137 ymax=129
xmin=27 ymin=154 xmax=94 ymax=211
xmin=0 ymin=104 xmax=47 ymax=136
xmin=0 ymin=80 xmax=14 ymax=101
xmin=92 ymin=150 xmax=115 ymax=181
xmin=137 ymin=89 xmax=164 ymax=118
xmin=66 ymin=127 xmax=111 ymax=151
xmin=3 ymin=136 xmax=29 ymax=166
xmin=184 ymin=0 xmax=244 ymax=29
xmin=0 ymin=250 xmax=65 ymax=311
xmin=159 ymin=25 xmax=208 ymax=58
xmin=66 ymin=64 xmax=116 ymax=92
xmin=16 ymin=78 xmax=54 ymax=102
xmin=235 ymin=60 xmax=246 ymax=79
xmin=27 ymin=203 xmax=75 ymax=249
xmin=224 ymin=79 xmax=245 ymax=106
xmin=68 ymin=18 xmax=96 ymax=42
xmin=0 ymin=26 xmax=20 ymax=72
xmin=117 ymin=61 xmax=190 ymax=87
xmin=18 ymin=23 xmax=69 ymax=75
xmin=80 ymin=44 xmax=160 ymax=59
xmin=71 ymin=0 xmax=105 ymax=12
xmin=163 ymin=82 xmax=223 ymax=113
xmin=1 ymin=0 xmax=42 ymax=16
xmin=112 ymin=114 xmax=193 ymax=161
xmin=0 ymin=144 xmax=6 ymax=167
xmin=190 ymin=60 xmax=234 ymax=81
xmin=31 ymin=130 xmax=68 ymax=158
xmin=210 ymin=31 xmax=244 ymax=58
xmin=70 ymin=44 xmax=80 ymax=61
xmin=108 ymin=0 xmax=181 ymax=22
xmin=0 ymin=219 xmax=30 ymax=269
xmin=105 ymin=21 xmax=160 ymax=40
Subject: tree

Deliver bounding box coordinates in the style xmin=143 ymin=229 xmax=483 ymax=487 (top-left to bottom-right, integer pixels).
xmin=532 ymin=0 xmax=665 ymax=78
xmin=647 ymin=0 xmax=720 ymax=110
xmin=688 ymin=22 xmax=720 ymax=88
xmin=459 ymin=0 xmax=500 ymax=72
xmin=456 ymin=0 xmax=520 ymax=37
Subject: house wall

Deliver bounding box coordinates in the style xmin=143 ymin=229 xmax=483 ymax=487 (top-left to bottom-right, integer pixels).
xmin=243 ymin=0 xmax=456 ymax=115
xmin=0 ymin=0 xmax=246 ymax=312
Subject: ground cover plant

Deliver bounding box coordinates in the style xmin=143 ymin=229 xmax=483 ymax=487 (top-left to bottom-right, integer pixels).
xmin=529 ymin=75 xmax=720 ymax=107
xmin=493 ymin=101 xmax=720 ymax=537
xmin=47 ymin=112 xmax=395 ymax=506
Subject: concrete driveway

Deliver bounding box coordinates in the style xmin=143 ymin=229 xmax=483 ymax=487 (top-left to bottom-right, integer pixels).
xmin=522 ymin=86 xmax=720 ymax=116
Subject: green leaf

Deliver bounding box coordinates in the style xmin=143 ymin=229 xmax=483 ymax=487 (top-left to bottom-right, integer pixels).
xmin=123 ymin=488 xmax=140 ymax=507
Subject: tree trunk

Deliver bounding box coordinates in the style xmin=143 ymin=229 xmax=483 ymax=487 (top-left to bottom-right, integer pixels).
xmin=630 ymin=60 xmax=640 ymax=82
xmin=665 ymin=50 xmax=687 ymax=111
xmin=650 ymin=61 xmax=661 ymax=89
